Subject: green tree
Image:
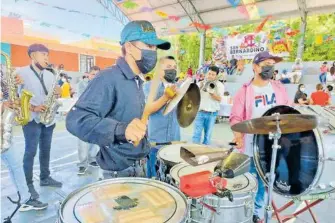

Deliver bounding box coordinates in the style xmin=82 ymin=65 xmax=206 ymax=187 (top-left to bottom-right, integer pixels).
xmin=167 ymin=13 xmax=334 ymax=71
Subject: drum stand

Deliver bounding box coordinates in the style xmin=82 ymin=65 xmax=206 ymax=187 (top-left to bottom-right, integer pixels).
xmin=3 ymin=191 xmax=21 ymax=223
xmin=271 ymin=192 xmax=335 ymax=223
xmin=265 ymin=114 xmax=282 ymax=223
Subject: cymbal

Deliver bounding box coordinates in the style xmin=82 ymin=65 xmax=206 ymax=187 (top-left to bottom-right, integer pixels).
xmin=177 ymin=83 xmax=200 ymax=127
xmin=163 ymin=78 xmax=193 ymax=116
xmin=231 ymin=114 xmax=317 ymax=134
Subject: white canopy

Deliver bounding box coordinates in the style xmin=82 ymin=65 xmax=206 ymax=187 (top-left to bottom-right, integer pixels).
xmin=112 ymin=0 xmax=335 ymax=35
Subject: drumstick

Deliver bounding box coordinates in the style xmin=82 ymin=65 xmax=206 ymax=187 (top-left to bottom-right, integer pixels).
xmin=133 ymin=71 xmax=162 ymax=147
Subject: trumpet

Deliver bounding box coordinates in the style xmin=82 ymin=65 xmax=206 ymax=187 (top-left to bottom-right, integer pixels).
xmin=202 ymin=81 xmax=217 ymax=94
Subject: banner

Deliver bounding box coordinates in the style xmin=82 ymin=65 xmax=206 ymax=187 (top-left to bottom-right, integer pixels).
xmin=268 ymin=28 xmax=291 ymax=57
xmin=225 ymin=32 xmax=268 ymax=60
xmin=212 ymin=37 xmax=227 ymax=63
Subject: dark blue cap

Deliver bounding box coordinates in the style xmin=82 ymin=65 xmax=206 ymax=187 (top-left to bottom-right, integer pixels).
xmin=253 ymin=51 xmax=282 ymax=64
xmin=27 ymin=44 xmax=49 ymax=57
xmin=120 ymin=20 xmax=170 ymax=50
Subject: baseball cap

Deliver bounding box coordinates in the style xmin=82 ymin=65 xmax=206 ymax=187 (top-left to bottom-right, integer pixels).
xmin=27 ymin=44 xmax=49 ymax=57
xmin=253 ymin=51 xmax=283 ymax=64
xmin=120 ymin=20 xmax=170 ymax=50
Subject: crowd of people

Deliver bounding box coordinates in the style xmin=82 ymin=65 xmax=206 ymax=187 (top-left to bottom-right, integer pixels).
xmin=0 ymin=18 xmax=334 ymax=223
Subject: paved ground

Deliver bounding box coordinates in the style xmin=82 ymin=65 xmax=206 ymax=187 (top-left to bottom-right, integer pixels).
xmin=1 ymin=120 xmax=335 ymax=223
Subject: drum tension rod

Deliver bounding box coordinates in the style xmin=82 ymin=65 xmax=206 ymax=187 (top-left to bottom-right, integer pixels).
xmin=216 ymin=189 xmax=234 ymax=202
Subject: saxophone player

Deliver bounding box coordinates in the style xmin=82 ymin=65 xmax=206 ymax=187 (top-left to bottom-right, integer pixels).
xmin=17 ymin=44 xmax=62 ymax=201
xmin=1 ymin=69 xmax=48 ymax=211
xmin=192 ymin=66 xmax=225 ymax=145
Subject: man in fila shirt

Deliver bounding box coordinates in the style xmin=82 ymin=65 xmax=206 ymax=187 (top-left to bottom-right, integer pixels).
xmin=230 ymin=51 xmax=290 ymax=223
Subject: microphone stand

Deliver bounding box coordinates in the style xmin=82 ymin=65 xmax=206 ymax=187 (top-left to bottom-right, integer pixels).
xmin=265 ymin=113 xmax=282 ymax=223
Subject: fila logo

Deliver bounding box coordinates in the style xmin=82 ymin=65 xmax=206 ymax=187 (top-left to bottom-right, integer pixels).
xmin=255 ymin=93 xmax=276 ymax=107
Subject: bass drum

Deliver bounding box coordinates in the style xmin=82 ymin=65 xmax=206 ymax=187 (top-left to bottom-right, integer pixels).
xmin=57 ymin=178 xmax=188 ymax=223
xmin=253 ymin=105 xmax=335 ymax=198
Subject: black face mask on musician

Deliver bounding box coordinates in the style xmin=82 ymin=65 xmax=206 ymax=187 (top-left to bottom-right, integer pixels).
xmin=164 ymin=69 xmax=177 ymax=83
xmin=259 ymin=65 xmax=275 ymax=80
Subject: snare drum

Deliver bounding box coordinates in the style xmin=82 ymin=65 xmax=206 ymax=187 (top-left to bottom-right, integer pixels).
xmin=200 ymin=173 xmax=257 ymax=223
xmin=253 ymin=105 xmax=335 ymax=198
xmin=170 ymin=163 xmax=257 ymax=223
xmin=157 ymin=143 xmax=200 ymax=183
xmin=57 ymin=178 xmax=188 ymax=223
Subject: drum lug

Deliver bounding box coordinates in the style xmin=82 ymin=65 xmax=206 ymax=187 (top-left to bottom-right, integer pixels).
xmin=244 ymin=200 xmax=253 ymax=217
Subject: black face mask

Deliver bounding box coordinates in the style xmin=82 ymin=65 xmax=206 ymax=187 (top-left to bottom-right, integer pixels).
xmin=259 ymin=65 xmax=275 ymax=80
xmin=131 ymin=43 xmax=157 ymax=74
xmin=164 ymin=69 xmax=177 ymax=83
xmin=32 ymin=56 xmax=46 ymax=70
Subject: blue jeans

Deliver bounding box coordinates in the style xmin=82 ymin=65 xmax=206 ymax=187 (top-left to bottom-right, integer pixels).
xmin=77 ymin=139 xmax=98 ymax=168
xmin=249 ymin=159 xmax=265 ymax=218
xmin=280 ymin=78 xmax=291 ymax=84
xmin=1 ymin=151 xmax=29 ymax=201
xmin=146 ymin=147 xmax=158 ymax=178
xmin=22 ymin=121 xmax=55 ymax=186
xmin=319 ymin=72 xmax=327 ymax=84
xmin=192 ymin=111 xmax=218 ymax=145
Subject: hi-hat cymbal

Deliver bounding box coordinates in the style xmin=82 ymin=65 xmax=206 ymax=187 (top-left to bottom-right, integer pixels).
xmin=177 ymin=83 xmax=200 ymax=127
xmin=231 ymin=114 xmax=317 ymax=134
xmin=163 ymin=78 xmax=193 ymax=116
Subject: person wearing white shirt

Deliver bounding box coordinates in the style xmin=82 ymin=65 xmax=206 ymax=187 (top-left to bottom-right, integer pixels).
xmin=192 ymin=66 xmax=225 ymax=145
xmin=290 ymin=58 xmax=303 ymax=84
xmin=18 ymin=44 xmax=62 ymax=204
xmin=280 ymin=69 xmax=291 ymax=84
xmin=76 ymin=66 xmax=100 ymax=175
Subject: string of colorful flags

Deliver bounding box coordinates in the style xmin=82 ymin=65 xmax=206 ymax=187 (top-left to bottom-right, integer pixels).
xmin=1 ymin=8 xmax=118 ymax=43
xmin=10 ymin=0 xmax=335 ymax=45
xmin=18 ymin=0 xmax=111 ymax=20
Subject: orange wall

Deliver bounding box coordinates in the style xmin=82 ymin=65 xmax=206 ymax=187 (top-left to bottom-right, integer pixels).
xmin=49 ymin=51 xmax=78 ymax=71
xmin=10 ymin=44 xmax=115 ymax=71
xmin=96 ymin=56 xmax=116 ymax=69
xmin=11 ymin=44 xmax=78 ymax=71
xmin=11 ymin=44 xmax=30 ymax=67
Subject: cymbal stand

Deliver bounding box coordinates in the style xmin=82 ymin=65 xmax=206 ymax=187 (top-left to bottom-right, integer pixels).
xmin=265 ymin=113 xmax=282 ymax=223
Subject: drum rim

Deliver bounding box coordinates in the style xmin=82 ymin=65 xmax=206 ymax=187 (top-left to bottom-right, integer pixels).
xmin=58 ymin=177 xmax=189 ymax=222
xmin=252 ymin=105 xmax=325 ymax=198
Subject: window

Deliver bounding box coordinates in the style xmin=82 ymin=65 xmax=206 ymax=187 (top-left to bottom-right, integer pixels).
xmin=80 ymin=54 xmax=94 ymax=73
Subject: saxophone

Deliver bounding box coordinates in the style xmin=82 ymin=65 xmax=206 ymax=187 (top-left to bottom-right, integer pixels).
xmin=39 ymin=67 xmax=62 ymax=125
xmin=1 ymin=52 xmax=33 ymax=153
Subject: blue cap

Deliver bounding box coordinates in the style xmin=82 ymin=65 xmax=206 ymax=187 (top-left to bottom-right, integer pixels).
xmin=253 ymin=51 xmax=282 ymax=64
xmin=120 ymin=20 xmax=170 ymax=50
xmin=27 ymin=44 xmax=49 ymax=57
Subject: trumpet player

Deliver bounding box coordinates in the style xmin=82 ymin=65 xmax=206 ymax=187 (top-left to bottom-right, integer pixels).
xmin=1 ymin=69 xmax=48 ymax=211
xmin=143 ymin=56 xmax=179 ymax=179
xmin=18 ymin=44 xmax=62 ymax=201
xmin=192 ymin=66 xmax=225 ymax=145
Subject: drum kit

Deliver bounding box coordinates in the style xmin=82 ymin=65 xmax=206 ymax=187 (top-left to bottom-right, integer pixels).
xmin=54 ymin=87 xmax=335 ymax=223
